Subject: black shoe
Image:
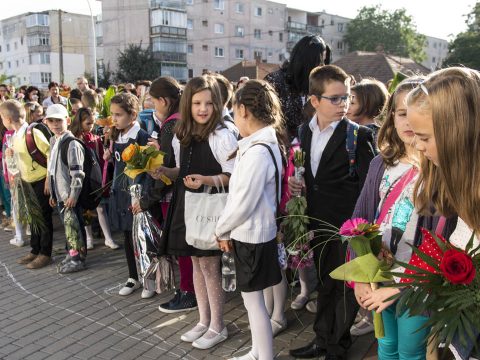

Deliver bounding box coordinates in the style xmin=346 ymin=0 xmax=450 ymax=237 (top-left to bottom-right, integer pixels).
xmin=158 ymin=290 xmax=197 ymax=314
xmin=159 ymin=289 xmax=181 ymax=308
xmin=289 ymin=341 xmax=326 ymax=359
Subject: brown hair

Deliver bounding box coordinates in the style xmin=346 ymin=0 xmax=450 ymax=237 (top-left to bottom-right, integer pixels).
xmin=109 ymin=93 xmax=139 ymax=141
xmin=69 ymin=107 xmax=93 ymax=138
xmin=407 ymin=67 xmax=480 ymax=232
xmin=233 ymin=79 xmax=288 ymax=157
xmin=81 ymin=89 xmax=99 ymax=111
xmin=207 ymin=73 xmax=233 ymax=107
xmin=176 ymin=76 xmax=223 ymax=147
xmin=351 ymin=79 xmax=388 ymax=119
xmin=24 ymin=101 xmax=42 ymax=124
xmin=308 ymin=65 xmax=350 ymax=96
xmin=0 ymin=99 xmax=26 ymax=122
xmin=377 ymin=77 xmax=425 ymax=167
xmin=149 ymin=76 xmax=182 ymax=118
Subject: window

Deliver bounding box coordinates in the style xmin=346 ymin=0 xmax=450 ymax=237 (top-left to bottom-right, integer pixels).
xmin=0 ymin=45 xmax=2 ymax=52
xmin=235 ymin=26 xmax=244 ymax=37
xmin=187 ymin=19 xmax=193 ymax=29
xmin=337 ymin=41 xmax=344 ymax=50
xmin=432 ymin=57 xmax=436 ymax=63
xmin=254 ymin=29 xmax=261 ymax=39
xmin=150 ymin=9 xmax=187 ymax=27
xmin=6 ymin=44 xmax=10 ymax=52
xmin=26 ymin=13 xmax=49 ymax=27
xmin=255 ymin=7 xmax=262 ymax=16
xmin=15 ymin=60 xmax=19 ymax=67
xmin=433 ymin=42 xmax=437 ymax=49
xmin=235 ymin=3 xmax=244 ymax=13
xmin=41 ymin=72 xmax=52 ymax=84
xmin=14 ymin=42 xmax=18 ymax=50
xmin=0 ymin=63 xmax=2 ymax=70
xmin=213 ymin=0 xmax=224 ymax=10
xmin=337 ymin=23 xmax=344 ymax=32
xmin=235 ymin=49 xmax=244 ymax=59
xmin=7 ymin=61 xmax=11 ymax=69
xmin=268 ymin=8 xmax=273 ymax=14
xmin=279 ymin=53 xmax=284 ymax=62
xmin=27 ymin=34 xmax=50 ymax=46
xmin=202 ymin=45 xmax=208 ymax=51
xmin=20 ymin=36 xmax=23 ymax=45
xmin=186 ymin=0 xmax=193 ymax=4
xmin=279 ymin=32 xmax=283 ymax=42
xmin=152 ymin=38 xmax=187 ymax=53
xmin=29 ymin=53 xmax=51 ymax=65
xmin=214 ymin=23 xmax=224 ymax=34
xmin=187 ymin=44 xmax=193 ymax=53
xmin=254 ymin=50 xmax=262 ymax=59
xmin=214 ymin=46 xmax=224 ymax=57
xmin=188 ymin=69 xmax=193 ymax=78
xmin=202 ymin=20 xmax=208 ymax=27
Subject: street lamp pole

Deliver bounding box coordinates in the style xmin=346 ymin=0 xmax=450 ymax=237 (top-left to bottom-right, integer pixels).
xmin=86 ymin=0 xmax=98 ymax=88
xmin=58 ymin=9 xmax=64 ymax=84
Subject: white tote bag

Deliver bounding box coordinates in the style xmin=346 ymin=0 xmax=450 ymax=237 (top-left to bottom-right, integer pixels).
xmin=184 ymin=176 xmax=228 ymax=250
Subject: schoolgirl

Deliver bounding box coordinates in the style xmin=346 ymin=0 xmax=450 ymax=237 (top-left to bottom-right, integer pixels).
xmin=215 ymin=80 xmax=286 ymax=360
xmin=161 ymin=76 xmax=237 ymax=349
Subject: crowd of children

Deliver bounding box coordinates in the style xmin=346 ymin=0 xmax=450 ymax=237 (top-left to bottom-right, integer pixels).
xmin=0 ymin=38 xmax=479 ymax=359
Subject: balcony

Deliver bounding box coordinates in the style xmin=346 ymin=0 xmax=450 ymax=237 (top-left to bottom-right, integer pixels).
xmin=26 ymin=26 xmax=50 ymax=36
xmin=27 ymin=44 xmax=51 ymax=53
xmin=153 ymin=51 xmax=187 ymax=63
xmin=286 ymin=21 xmax=322 ymax=35
xmin=150 ymin=0 xmax=186 ymax=10
xmin=151 ymin=25 xmax=187 ymax=38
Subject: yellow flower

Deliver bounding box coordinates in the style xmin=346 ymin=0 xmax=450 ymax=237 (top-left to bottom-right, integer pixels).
xmin=122 ymin=144 xmax=137 ymax=162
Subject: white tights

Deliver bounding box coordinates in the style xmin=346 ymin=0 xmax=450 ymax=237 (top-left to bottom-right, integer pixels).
xmin=85 ymin=204 xmax=114 ymax=243
xmin=263 ymin=271 xmax=287 ymax=323
xmin=242 ymin=290 xmax=274 ymax=360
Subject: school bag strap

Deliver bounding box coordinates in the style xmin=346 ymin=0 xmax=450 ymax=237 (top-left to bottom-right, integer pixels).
xmin=25 ymin=122 xmax=49 ymax=168
xmin=346 ymin=119 xmax=359 ymax=177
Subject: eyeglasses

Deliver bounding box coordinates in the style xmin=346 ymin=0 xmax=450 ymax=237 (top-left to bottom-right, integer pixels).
xmin=316 ymin=94 xmax=351 ymax=105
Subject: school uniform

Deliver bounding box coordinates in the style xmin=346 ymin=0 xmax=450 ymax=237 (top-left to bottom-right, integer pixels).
xmin=216 ymin=126 xmax=282 ymax=292
xmin=299 ymin=116 xmax=375 ymax=357
xmin=161 ymin=126 xmax=237 ymax=257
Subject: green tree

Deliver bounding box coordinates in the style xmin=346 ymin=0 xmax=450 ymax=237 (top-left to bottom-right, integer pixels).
xmin=116 ymin=43 xmax=161 ymax=83
xmin=444 ymin=2 xmax=480 ymax=70
xmin=344 ymin=6 xmax=426 ymax=63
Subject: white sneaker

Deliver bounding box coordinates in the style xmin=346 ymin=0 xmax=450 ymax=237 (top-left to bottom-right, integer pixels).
xmin=141 ymin=288 xmax=156 ymax=299
xmin=180 ymin=323 xmax=208 ymax=342
xmin=9 ymin=237 xmax=25 ymax=247
xmin=87 ymin=238 xmax=94 ymax=250
xmin=105 ymin=239 xmax=120 ymax=250
xmin=26 ymin=227 xmax=31 ymax=236
xmin=192 ymin=327 xmax=228 ymax=349
xmin=350 ymin=317 xmax=374 ymax=336
xmin=118 ymin=278 xmax=140 ymax=296
xmin=306 ymin=300 xmax=317 ymax=313
xmin=271 ymin=318 xmax=287 ymax=337
xmin=228 ymin=352 xmax=257 ymax=360
xmin=291 ymin=294 xmax=309 ymax=310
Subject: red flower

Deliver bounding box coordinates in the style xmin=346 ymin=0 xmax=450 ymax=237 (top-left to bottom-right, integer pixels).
xmin=440 ymin=249 xmax=476 ymax=285
xmin=339 ymin=218 xmax=369 ymax=236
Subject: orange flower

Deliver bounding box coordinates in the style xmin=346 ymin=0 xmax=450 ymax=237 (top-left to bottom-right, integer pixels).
xmin=96 ymin=116 xmax=113 ymax=127
xmin=122 ymin=144 xmax=137 ymax=162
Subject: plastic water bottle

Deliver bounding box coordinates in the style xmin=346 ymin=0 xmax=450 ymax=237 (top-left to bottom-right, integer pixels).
xmin=221 ymin=252 xmax=236 ymax=292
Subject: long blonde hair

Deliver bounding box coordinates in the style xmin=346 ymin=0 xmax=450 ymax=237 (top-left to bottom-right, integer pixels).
xmin=407 ymin=67 xmax=480 ymax=232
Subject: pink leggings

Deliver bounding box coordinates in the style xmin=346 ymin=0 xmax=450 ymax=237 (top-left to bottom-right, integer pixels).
xmin=178 ymin=256 xmax=194 ymax=293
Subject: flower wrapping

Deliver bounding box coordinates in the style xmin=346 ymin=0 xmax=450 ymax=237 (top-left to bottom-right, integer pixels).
xmin=122 ymin=144 xmax=171 ymax=185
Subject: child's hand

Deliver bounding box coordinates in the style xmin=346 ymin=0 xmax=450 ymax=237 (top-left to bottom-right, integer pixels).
xmin=184 ymin=175 xmax=203 ymax=190
xmin=147 ymin=138 xmax=160 ymax=150
xmin=44 ymin=178 xmax=50 ymax=196
xmin=217 ymin=239 xmax=232 ymax=252
xmin=64 ymin=197 xmax=77 ymax=208
xmin=149 ymin=166 xmax=166 ymax=180
xmin=354 ymin=282 xmax=373 ymax=309
xmin=103 ymin=148 xmax=112 ymax=161
xmin=131 ymin=201 xmax=143 ymax=215
xmin=49 ymin=198 xmax=56 ymax=208
xmin=288 ymin=176 xmax=304 ymax=196
xmin=362 ymin=287 xmax=400 ymax=313
xmin=5 ymin=148 xmax=13 ymax=158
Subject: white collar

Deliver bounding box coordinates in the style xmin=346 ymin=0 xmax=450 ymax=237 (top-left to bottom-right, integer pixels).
xmin=118 ymin=122 xmax=140 ymax=143
xmin=309 ymin=114 xmax=341 ymax=132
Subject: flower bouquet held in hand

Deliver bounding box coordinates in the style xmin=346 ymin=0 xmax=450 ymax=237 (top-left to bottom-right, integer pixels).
xmin=281 ymin=150 xmax=313 ymax=269
xmin=330 ymin=218 xmax=394 ymax=338
xmin=385 ymin=228 xmax=480 ymax=352
xmin=96 ymin=85 xmax=117 ymax=128
xmin=131 ymin=184 xmax=175 ymax=293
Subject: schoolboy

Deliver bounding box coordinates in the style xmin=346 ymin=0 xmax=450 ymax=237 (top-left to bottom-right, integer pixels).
xmin=45 ymin=104 xmax=87 ymax=273
xmin=289 ymin=65 xmax=375 ymax=359
xmin=0 ymin=99 xmax=53 ymax=269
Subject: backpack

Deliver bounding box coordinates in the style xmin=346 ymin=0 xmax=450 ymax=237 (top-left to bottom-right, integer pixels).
xmin=298 ymin=119 xmax=359 ymax=177
xmin=25 ymin=122 xmax=53 ymax=168
xmin=60 ymin=137 xmax=103 ymax=210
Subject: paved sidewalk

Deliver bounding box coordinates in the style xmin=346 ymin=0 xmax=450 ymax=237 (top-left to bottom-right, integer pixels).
xmin=0 ymin=219 xmax=376 ymax=360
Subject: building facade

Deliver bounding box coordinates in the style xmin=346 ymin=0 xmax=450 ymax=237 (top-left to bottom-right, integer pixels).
xmin=422 ymin=35 xmax=449 ymax=71
xmin=0 ymin=10 xmax=94 ymax=88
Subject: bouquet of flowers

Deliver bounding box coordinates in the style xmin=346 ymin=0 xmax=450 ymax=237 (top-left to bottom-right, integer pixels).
xmin=330 ymin=218 xmax=394 ymax=338
xmin=121 ymin=143 xmax=171 ymax=184
xmin=281 ymin=150 xmax=313 ymax=269
xmin=386 ymin=228 xmax=480 ymax=352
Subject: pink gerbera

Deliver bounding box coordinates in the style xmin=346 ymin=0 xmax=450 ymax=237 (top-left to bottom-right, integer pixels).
xmin=339 ymin=218 xmax=369 ymax=237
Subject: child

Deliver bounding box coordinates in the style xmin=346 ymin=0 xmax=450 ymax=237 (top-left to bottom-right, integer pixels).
xmin=45 ymin=104 xmax=87 ymax=273
xmin=0 ymin=99 xmax=53 ymax=269
xmin=215 ymin=80 xmax=285 ymax=360
xmin=103 ymin=93 xmax=150 ymax=297
xmin=347 ymin=78 xmax=388 ymax=143
xmin=69 ymin=98 xmax=83 ymax=117
xmin=406 ymin=67 xmax=480 ymax=359
xmin=351 ymin=77 xmax=437 ymax=359
xmin=288 ymin=65 xmax=375 ymax=359
xmin=132 ymin=76 xmax=198 ymax=306
xmin=69 ymin=107 xmax=120 ymax=250
xmin=160 ymin=76 xmax=237 ymax=349
xmin=24 ymin=102 xmax=44 ymax=124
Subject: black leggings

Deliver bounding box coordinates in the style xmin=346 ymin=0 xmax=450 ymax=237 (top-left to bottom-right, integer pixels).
xmin=124 ymin=231 xmax=138 ymax=280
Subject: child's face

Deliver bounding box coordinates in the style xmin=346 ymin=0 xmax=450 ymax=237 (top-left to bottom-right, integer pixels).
xmin=311 ymin=80 xmax=350 ymax=122
xmin=33 ymin=107 xmax=43 ymax=121
xmin=346 ymin=90 xmax=360 ymax=122
xmin=110 ymin=103 xmax=136 ymax=131
xmin=191 ymin=89 xmax=214 ymax=125
xmin=151 ymin=97 xmax=168 ymax=117
xmin=46 ymin=117 xmax=68 ymax=136
xmin=72 ymin=103 xmax=83 ymax=115
xmin=82 ymin=115 xmax=95 ymax=133
xmin=407 ymin=104 xmax=438 ymax=165
xmin=393 ymin=92 xmax=415 ymax=148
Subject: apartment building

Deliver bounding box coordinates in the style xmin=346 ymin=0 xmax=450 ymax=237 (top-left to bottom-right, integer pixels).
xmin=0 ymin=10 xmax=94 ymax=88
xmin=422 ymin=35 xmax=449 ymax=70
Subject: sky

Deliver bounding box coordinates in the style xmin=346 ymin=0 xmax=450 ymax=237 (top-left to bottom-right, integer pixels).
xmin=0 ymin=0 xmax=476 ymax=40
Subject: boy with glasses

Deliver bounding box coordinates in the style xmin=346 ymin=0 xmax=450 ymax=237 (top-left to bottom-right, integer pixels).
xmin=288 ymin=65 xmax=375 ymax=359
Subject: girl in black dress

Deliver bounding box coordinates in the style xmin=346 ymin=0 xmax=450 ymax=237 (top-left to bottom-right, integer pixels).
xmin=160 ymin=76 xmax=237 ymax=349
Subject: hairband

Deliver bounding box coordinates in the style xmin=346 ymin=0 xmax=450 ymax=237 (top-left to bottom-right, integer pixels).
xmin=419 ymin=83 xmax=429 ymax=96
